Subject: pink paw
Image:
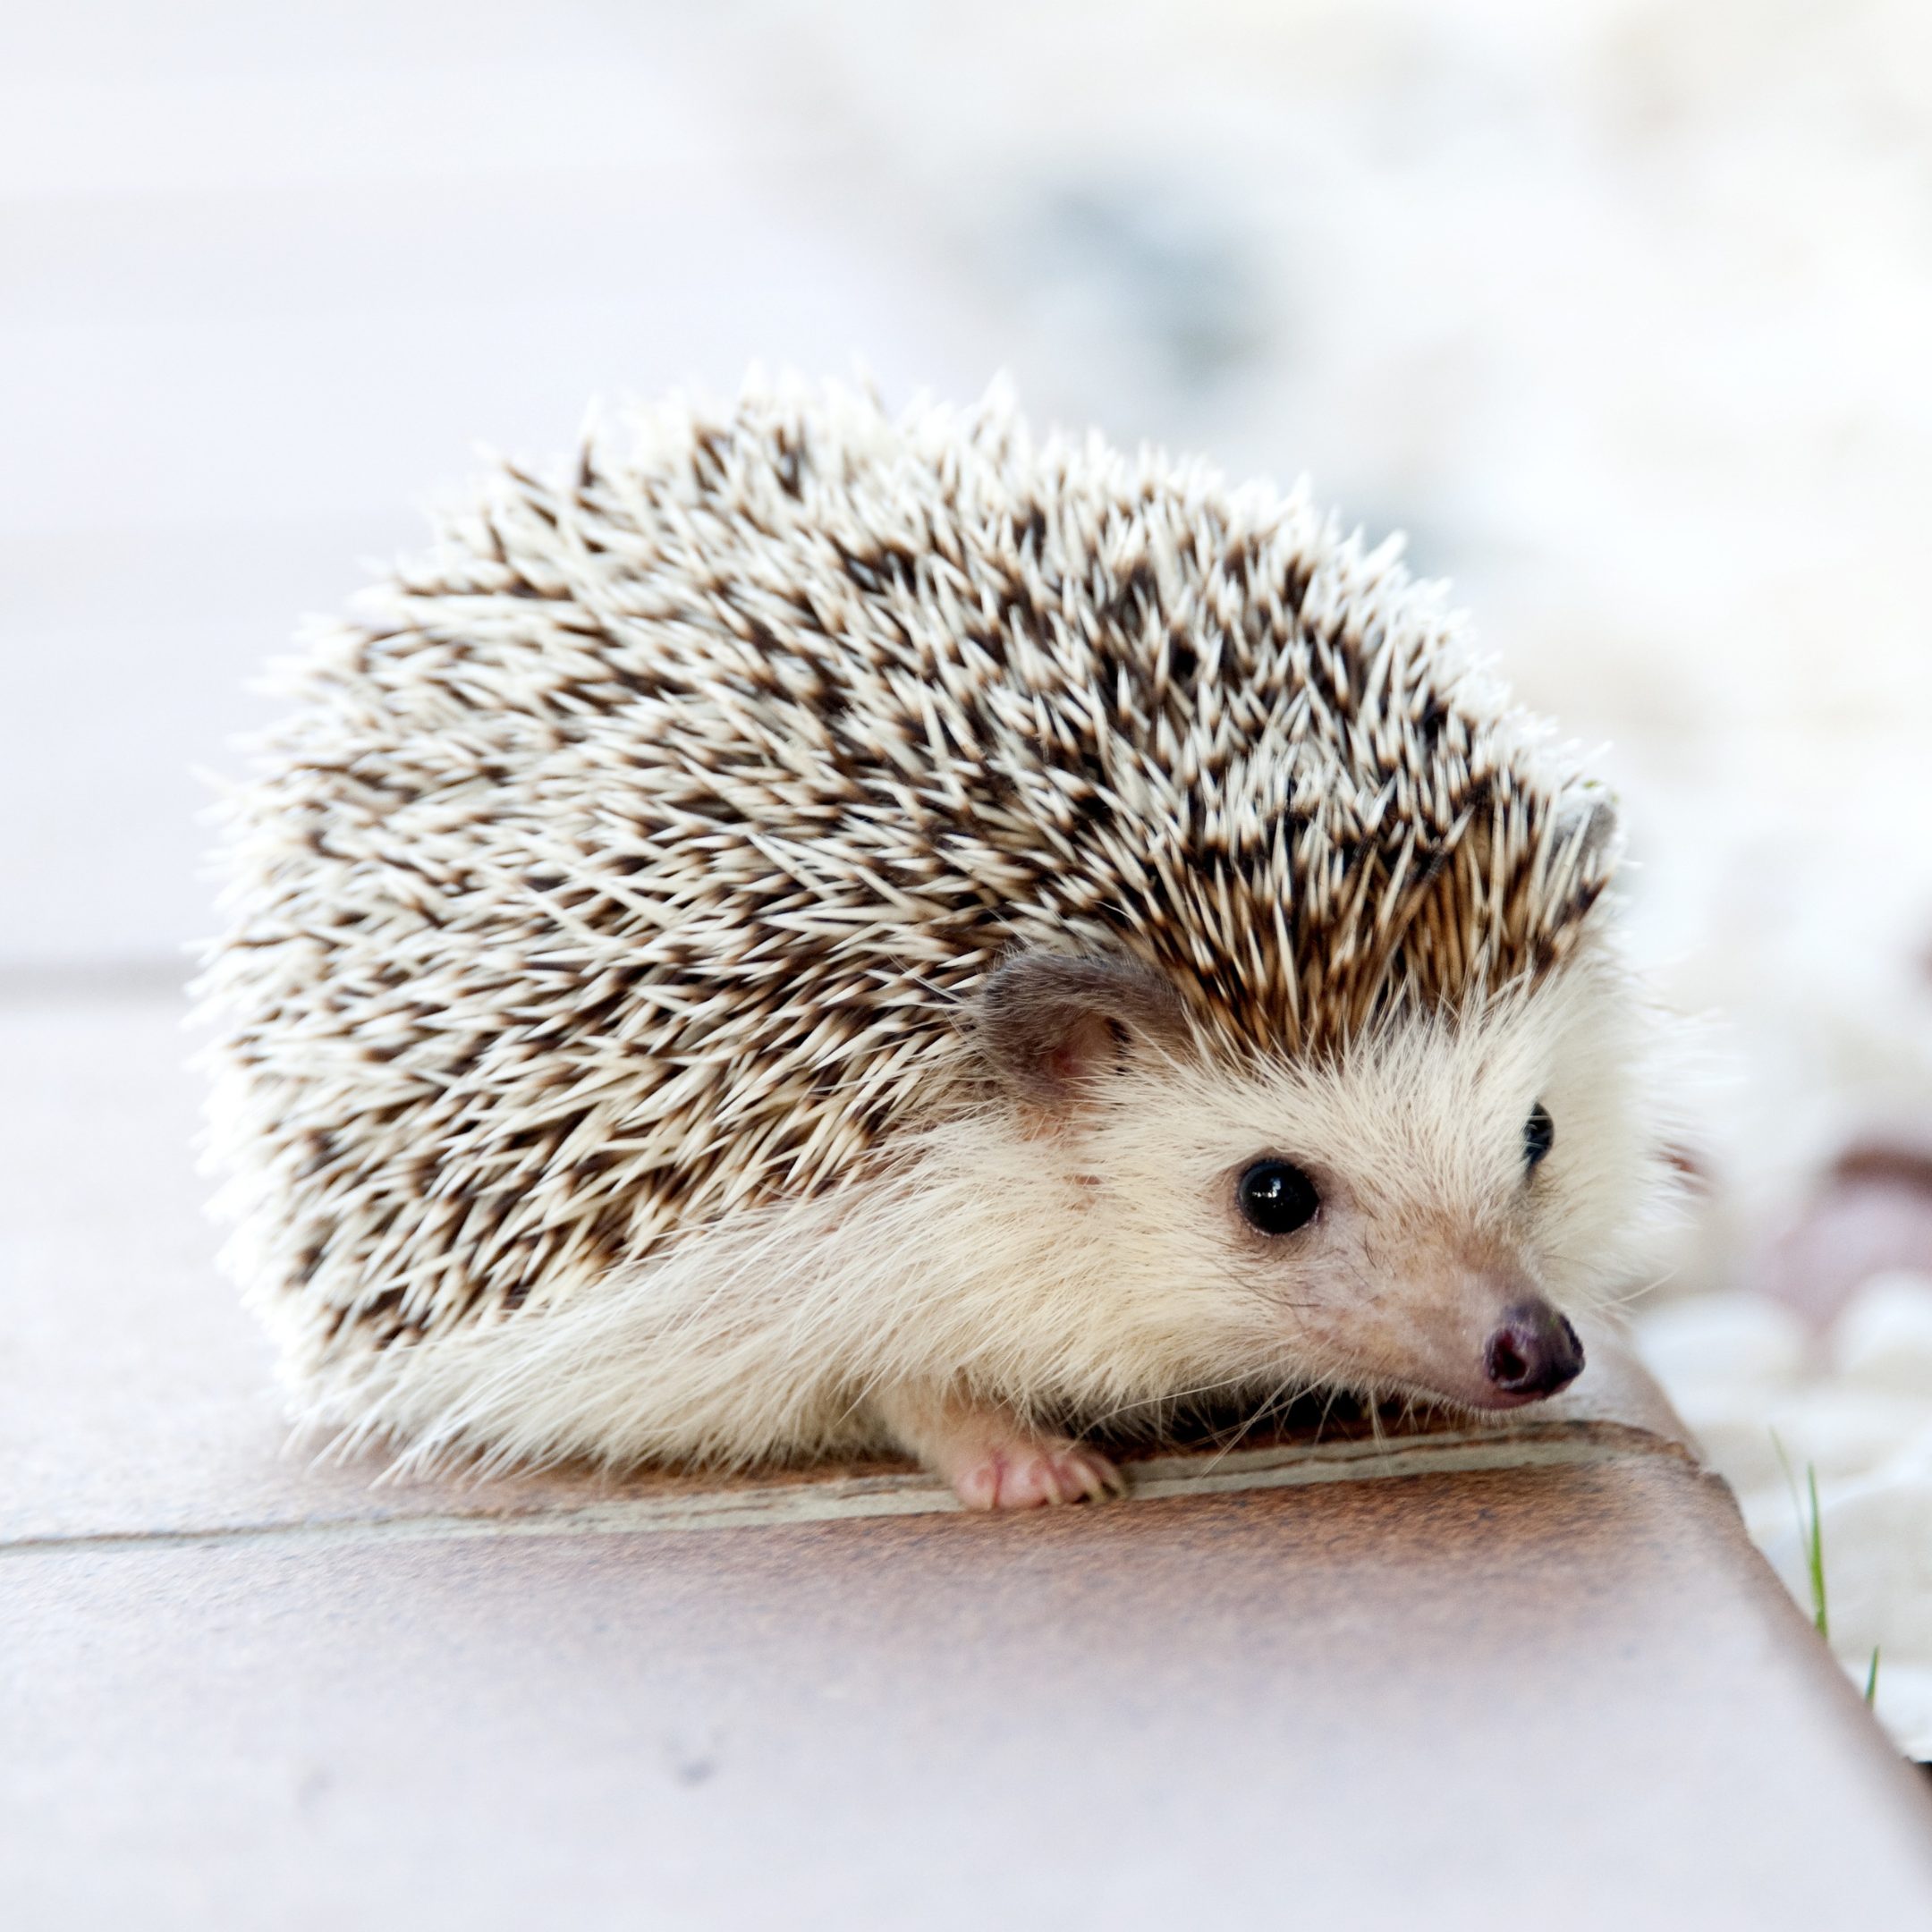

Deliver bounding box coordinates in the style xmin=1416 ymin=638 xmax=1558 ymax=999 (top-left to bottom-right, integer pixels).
xmin=951 ymin=1439 xmax=1124 ymax=1512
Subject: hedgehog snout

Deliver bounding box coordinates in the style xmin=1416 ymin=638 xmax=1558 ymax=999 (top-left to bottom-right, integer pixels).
xmin=1482 ymin=1300 xmax=1585 ymax=1402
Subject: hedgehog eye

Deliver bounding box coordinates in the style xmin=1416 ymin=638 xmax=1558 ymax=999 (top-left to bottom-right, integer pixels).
xmin=1523 ymin=1103 xmax=1555 ymax=1172
xmin=1237 ymin=1159 xmax=1320 ymax=1236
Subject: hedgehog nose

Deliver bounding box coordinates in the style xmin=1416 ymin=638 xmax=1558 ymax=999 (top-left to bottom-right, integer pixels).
xmin=1483 ymin=1301 xmax=1585 ymax=1399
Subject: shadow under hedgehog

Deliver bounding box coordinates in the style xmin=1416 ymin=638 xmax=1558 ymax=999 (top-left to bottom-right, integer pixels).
xmin=199 ymin=378 xmax=1675 ymax=1509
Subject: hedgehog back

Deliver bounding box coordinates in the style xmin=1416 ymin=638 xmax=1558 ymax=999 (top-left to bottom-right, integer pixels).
xmin=202 ymin=386 xmax=1606 ymax=1351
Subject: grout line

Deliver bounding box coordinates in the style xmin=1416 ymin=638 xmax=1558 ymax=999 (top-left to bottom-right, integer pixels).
xmin=2 ymin=1425 xmax=1684 ymax=1556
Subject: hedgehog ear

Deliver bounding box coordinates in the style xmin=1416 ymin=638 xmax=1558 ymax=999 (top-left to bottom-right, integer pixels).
xmin=977 ymin=951 xmax=1186 ymax=1113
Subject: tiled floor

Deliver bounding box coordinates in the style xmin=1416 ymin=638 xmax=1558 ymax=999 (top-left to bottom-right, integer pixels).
xmin=13 ymin=1457 xmax=1924 ymax=1931
xmin=6 ymin=992 xmax=1932 ymax=1927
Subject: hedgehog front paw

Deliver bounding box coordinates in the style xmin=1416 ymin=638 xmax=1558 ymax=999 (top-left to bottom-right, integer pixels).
xmin=949 ymin=1436 xmax=1124 ymax=1512
xmin=871 ymin=1385 xmax=1124 ymax=1512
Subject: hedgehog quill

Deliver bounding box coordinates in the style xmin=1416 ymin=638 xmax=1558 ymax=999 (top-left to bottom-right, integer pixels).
xmin=200 ymin=379 xmax=1672 ymax=1509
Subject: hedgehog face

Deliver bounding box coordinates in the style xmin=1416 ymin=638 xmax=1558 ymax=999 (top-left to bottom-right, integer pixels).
xmin=978 ymin=944 xmax=1662 ymax=1419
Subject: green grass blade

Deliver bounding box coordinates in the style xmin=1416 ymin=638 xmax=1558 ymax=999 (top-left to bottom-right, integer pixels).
xmin=1805 ymin=1463 xmax=1828 ymax=1640
xmin=1770 ymin=1431 xmax=1831 ymax=1640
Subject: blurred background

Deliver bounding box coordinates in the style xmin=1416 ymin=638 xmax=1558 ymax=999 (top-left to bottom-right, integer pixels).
xmin=3 ymin=0 xmax=1928 ymax=1746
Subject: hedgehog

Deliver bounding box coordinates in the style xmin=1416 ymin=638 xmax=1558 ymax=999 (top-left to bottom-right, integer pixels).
xmin=199 ymin=377 xmax=1669 ymax=1510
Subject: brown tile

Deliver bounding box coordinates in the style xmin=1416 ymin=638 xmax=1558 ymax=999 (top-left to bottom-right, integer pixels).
xmin=5 ymin=1453 xmax=1928 ymax=1929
